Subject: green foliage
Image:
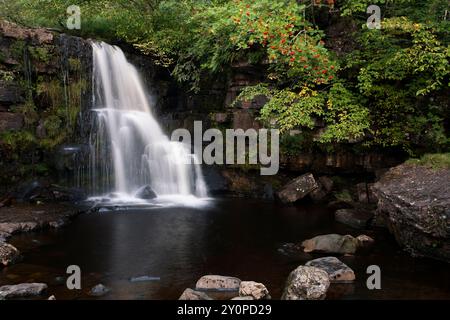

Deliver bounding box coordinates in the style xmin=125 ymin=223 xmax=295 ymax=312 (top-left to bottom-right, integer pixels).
xmin=406 ymin=153 xmax=450 ymax=169
xmin=0 ymin=130 xmax=36 ymax=156
xmin=320 ymin=83 xmax=370 ymax=143
xmin=333 ymin=189 xmax=353 ymax=203
xmin=0 ymin=70 xmax=15 ymax=82
xmin=29 ymin=46 xmax=53 ymax=64
xmin=11 ymin=98 xmax=39 ymax=126
xmin=1 ymin=0 xmax=448 ymax=155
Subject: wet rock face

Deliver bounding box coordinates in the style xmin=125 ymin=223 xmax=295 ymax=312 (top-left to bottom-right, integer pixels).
xmin=0 ymin=242 xmax=21 ymax=267
xmin=277 ymin=173 xmax=318 ymax=204
xmin=0 ymin=21 xmax=93 ymax=195
xmin=281 ymin=266 xmax=330 ymax=300
xmin=373 ymin=163 xmax=450 ymax=262
xmin=0 ymin=283 xmax=47 ymax=299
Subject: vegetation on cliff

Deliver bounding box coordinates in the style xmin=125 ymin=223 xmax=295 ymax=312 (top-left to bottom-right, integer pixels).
xmin=1 ymin=0 xmax=449 ymax=157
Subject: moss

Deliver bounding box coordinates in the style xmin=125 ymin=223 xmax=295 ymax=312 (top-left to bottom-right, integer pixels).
xmin=0 ymin=130 xmax=36 ymax=154
xmin=68 ymin=57 xmax=81 ymax=72
xmin=29 ymin=46 xmax=54 ymax=64
xmin=0 ymin=50 xmax=6 ymax=63
xmin=11 ymin=98 xmax=39 ymax=126
xmin=406 ymin=153 xmax=450 ymax=169
xmin=333 ymin=189 xmax=353 ymax=203
xmin=10 ymin=40 xmax=26 ymax=60
xmin=0 ymin=70 xmax=15 ymax=82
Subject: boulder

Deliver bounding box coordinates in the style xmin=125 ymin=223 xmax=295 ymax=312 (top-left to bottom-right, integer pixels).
xmin=281 ymin=266 xmax=330 ymax=300
xmin=135 ymin=185 xmax=157 ymax=200
xmin=239 ymin=281 xmax=270 ymax=300
xmin=179 ymin=288 xmax=213 ymax=300
xmin=277 ymin=173 xmax=319 ymax=204
xmin=301 ymin=234 xmax=373 ymax=254
xmin=89 ymin=284 xmax=110 ymax=297
xmin=0 ymin=283 xmax=47 ymax=299
xmin=305 ymin=257 xmax=355 ymax=282
xmin=309 ymin=180 xmax=329 ymax=202
xmin=335 ymin=208 xmax=374 ymax=229
xmin=195 ymin=275 xmax=241 ymax=291
xmin=0 ymin=242 xmax=21 ymax=267
xmin=373 ymin=163 xmax=450 ymax=262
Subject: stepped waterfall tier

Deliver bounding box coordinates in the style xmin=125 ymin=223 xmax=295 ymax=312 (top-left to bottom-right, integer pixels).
xmin=87 ymin=42 xmax=207 ymax=203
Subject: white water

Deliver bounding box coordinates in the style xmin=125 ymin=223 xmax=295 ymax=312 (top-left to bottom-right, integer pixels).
xmin=88 ymin=42 xmax=208 ymax=206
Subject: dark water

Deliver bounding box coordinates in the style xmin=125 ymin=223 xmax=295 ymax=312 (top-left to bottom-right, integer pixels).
xmin=1 ymin=198 xmax=450 ymax=300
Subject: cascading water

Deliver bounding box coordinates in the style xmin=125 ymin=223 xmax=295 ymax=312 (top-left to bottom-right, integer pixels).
xmin=88 ymin=42 xmax=207 ymax=205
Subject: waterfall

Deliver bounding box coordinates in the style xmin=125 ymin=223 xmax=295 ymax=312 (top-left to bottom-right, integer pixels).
xmin=88 ymin=42 xmax=207 ymax=204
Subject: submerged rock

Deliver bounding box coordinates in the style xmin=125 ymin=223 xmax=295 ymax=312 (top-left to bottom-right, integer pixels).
xmin=239 ymin=281 xmax=270 ymax=300
xmin=0 ymin=242 xmax=21 ymax=267
xmin=89 ymin=284 xmax=110 ymax=297
xmin=335 ymin=208 xmax=374 ymax=229
xmin=135 ymin=185 xmax=157 ymax=200
xmin=301 ymin=234 xmax=373 ymax=254
xmin=0 ymin=283 xmax=47 ymax=299
xmin=129 ymin=275 xmax=160 ymax=282
xmin=195 ymin=275 xmax=241 ymax=291
xmin=179 ymin=288 xmax=213 ymax=300
xmin=277 ymin=173 xmax=318 ymax=204
xmin=305 ymin=257 xmax=355 ymax=282
xmin=281 ymin=266 xmax=330 ymax=300
xmin=373 ymin=163 xmax=450 ymax=262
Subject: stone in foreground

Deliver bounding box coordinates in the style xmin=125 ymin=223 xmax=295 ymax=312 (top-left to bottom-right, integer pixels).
xmin=195 ymin=275 xmax=241 ymax=291
xmin=0 ymin=283 xmax=47 ymax=299
xmin=305 ymin=257 xmax=355 ymax=282
xmin=231 ymin=296 xmax=254 ymax=300
xmin=335 ymin=208 xmax=374 ymax=229
xmin=281 ymin=266 xmax=330 ymax=300
xmin=179 ymin=288 xmax=213 ymax=300
xmin=302 ymin=234 xmax=373 ymax=254
xmin=239 ymin=281 xmax=270 ymax=300
xmin=372 ymin=163 xmax=450 ymax=262
xmin=0 ymin=242 xmax=20 ymax=267
xmin=277 ymin=173 xmax=318 ymax=204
